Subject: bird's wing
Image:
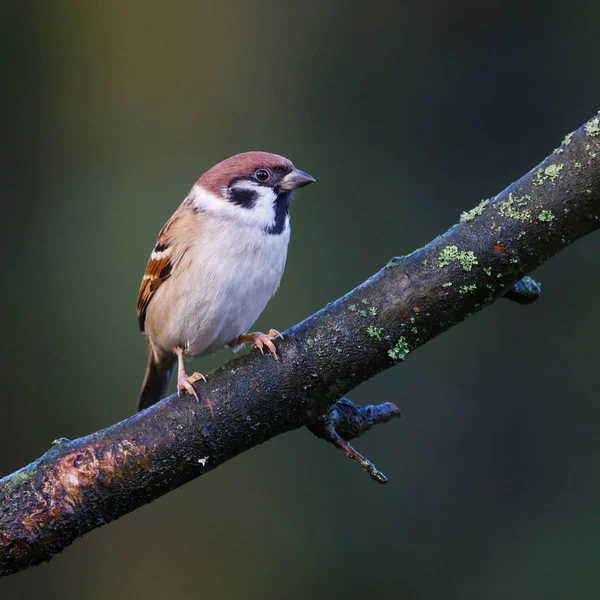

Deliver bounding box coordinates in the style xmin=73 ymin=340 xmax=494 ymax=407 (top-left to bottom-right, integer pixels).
xmin=136 ymin=201 xmax=197 ymax=332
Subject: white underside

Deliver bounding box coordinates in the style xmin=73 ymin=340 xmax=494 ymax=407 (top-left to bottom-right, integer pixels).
xmin=145 ymin=195 xmax=290 ymax=360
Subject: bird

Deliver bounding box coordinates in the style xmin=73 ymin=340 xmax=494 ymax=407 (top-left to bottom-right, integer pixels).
xmin=136 ymin=151 xmax=315 ymax=411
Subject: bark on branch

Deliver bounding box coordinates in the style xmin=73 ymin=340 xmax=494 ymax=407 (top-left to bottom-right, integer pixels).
xmin=1 ymin=112 xmax=599 ymax=578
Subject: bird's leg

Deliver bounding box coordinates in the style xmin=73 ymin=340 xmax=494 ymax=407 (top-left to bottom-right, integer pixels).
xmin=175 ymin=347 xmax=206 ymax=401
xmin=236 ymin=329 xmax=282 ymax=360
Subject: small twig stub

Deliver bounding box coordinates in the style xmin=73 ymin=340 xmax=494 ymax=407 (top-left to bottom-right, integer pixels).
xmin=307 ymin=398 xmax=401 ymax=484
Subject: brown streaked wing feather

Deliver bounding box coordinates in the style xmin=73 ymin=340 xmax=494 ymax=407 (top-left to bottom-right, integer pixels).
xmin=136 ymin=202 xmax=196 ymax=332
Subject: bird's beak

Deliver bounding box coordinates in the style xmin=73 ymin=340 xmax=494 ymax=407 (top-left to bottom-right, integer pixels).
xmin=280 ymin=168 xmax=316 ymax=191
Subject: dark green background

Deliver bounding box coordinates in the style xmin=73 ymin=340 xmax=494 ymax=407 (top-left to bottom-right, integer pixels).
xmin=2 ymin=1 xmax=599 ymax=598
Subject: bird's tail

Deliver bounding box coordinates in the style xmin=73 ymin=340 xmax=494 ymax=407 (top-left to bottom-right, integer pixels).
xmin=137 ymin=345 xmax=174 ymax=411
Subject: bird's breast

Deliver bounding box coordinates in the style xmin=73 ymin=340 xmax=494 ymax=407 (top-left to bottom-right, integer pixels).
xmin=148 ymin=222 xmax=290 ymax=358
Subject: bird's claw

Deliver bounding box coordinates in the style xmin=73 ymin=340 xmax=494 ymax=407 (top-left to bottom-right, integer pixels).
xmin=239 ymin=329 xmax=282 ymax=360
xmin=177 ymin=371 xmax=206 ymax=401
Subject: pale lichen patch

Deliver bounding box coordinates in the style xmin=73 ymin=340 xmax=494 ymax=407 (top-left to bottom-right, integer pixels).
xmin=438 ymin=246 xmax=459 ymax=267
xmin=459 ymin=284 xmax=477 ymax=295
xmin=498 ymin=193 xmax=532 ymax=221
xmin=388 ymin=337 xmax=410 ymax=361
xmin=438 ymin=246 xmax=478 ymax=271
xmin=538 ymin=210 xmax=555 ymax=223
xmin=554 ymin=131 xmax=574 ymax=154
xmin=460 ymin=198 xmax=490 ymax=223
xmin=545 ymin=164 xmax=564 ymax=182
xmin=367 ymin=326 xmax=384 ymax=341
xmin=533 ymin=164 xmax=564 ymax=186
xmin=585 ymin=117 xmax=600 ymax=137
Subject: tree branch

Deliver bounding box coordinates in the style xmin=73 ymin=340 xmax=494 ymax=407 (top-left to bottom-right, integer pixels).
xmin=307 ymin=398 xmax=401 ymax=483
xmin=1 ymin=112 xmax=599 ymax=577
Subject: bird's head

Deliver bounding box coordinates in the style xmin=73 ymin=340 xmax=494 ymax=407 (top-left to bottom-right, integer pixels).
xmin=191 ymin=151 xmax=315 ymax=235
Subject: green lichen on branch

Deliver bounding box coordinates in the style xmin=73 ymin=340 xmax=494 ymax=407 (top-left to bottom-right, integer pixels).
xmin=498 ymin=193 xmax=532 ymax=221
xmin=459 ymin=284 xmax=477 ymax=295
xmin=585 ymin=117 xmax=600 ymax=137
xmin=438 ymin=246 xmax=478 ymax=271
xmin=458 ymin=252 xmax=478 ymax=271
xmin=538 ymin=209 xmax=555 ymax=224
xmin=0 ymin=468 xmax=31 ymax=495
xmin=533 ymin=164 xmax=564 ymax=186
xmin=366 ymin=326 xmax=384 ymax=341
xmin=555 ymin=132 xmax=574 ymax=154
xmin=460 ymin=198 xmax=490 ymax=223
xmin=388 ymin=337 xmax=410 ymax=361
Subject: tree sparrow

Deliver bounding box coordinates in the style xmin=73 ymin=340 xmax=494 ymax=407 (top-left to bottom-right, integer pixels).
xmin=136 ymin=151 xmax=315 ymax=411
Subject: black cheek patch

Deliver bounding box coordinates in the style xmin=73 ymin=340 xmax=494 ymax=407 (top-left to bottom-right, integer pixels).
xmin=229 ymin=188 xmax=258 ymax=209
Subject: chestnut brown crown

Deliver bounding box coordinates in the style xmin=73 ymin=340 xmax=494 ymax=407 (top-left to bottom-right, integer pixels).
xmin=197 ymin=151 xmax=314 ymax=196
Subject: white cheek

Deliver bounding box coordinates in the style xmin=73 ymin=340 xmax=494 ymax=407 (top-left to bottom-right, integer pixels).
xmin=191 ymin=181 xmax=278 ymax=230
xmin=188 ymin=181 xmax=289 ymax=230
xmin=230 ymin=180 xmax=277 ymax=228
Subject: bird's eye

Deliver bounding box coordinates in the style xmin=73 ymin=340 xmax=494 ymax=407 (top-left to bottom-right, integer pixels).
xmin=254 ymin=168 xmax=270 ymax=182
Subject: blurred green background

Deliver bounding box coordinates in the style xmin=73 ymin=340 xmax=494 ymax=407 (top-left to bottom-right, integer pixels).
xmin=2 ymin=1 xmax=600 ymax=598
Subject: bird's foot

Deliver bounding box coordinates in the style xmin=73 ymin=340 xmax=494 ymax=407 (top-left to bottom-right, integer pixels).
xmin=237 ymin=329 xmax=283 ymax=359
xmin=177 ymin=371 xmax=206 ymax=401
